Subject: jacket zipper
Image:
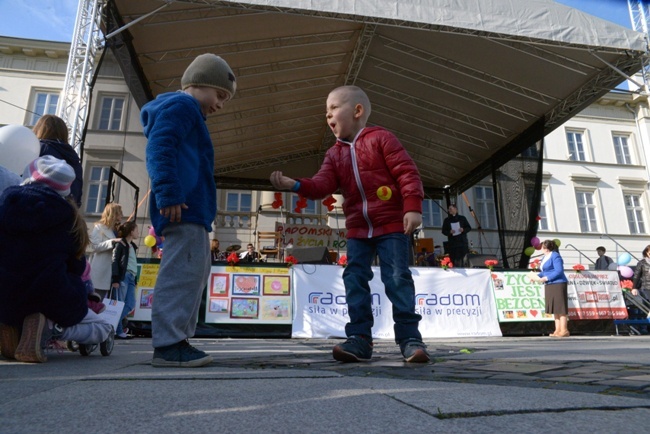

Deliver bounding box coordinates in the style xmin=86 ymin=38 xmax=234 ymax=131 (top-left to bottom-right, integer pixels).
xmin=346 ymin=128 xmax=373 ymax=238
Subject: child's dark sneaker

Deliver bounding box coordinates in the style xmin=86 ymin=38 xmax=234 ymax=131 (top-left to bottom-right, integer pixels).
xmin=400 ymin=338 xmax=430 ymax=363
xmin=0 ymin=323 xmax=20 ymax=359
xmin=151 ymin=340 xmax=212 ymax=367
xmin=88 ymin=300 xmax=106 ymax=314
xmin=332 ymin=335 xmax=373 ymax=362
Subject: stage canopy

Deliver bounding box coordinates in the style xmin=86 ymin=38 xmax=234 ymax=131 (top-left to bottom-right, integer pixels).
xmin=104 ymin=0 xmax=647 ymax=195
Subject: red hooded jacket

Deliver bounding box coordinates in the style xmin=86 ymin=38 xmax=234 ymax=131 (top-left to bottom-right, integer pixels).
xmin=296 ymin=126 xmax=423 ymax=239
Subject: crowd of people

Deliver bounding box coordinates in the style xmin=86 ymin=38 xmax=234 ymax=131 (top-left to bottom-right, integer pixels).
xmin=0 ymin=53 xmax=645 ymax=367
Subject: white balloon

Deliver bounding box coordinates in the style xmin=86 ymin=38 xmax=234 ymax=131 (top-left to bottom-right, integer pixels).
xmin=0 ymin=125 xmax=40 ymax=177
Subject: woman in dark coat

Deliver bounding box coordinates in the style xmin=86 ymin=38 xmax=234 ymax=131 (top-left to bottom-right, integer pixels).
xmin=33 ymin=114 xmax=83 ymax=207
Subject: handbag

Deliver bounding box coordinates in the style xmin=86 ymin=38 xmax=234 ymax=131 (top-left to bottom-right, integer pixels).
xmin=99 ymin=288 xmax=124 ymax=330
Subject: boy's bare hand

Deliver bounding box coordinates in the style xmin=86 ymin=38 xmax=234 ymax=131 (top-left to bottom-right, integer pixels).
xmin=403 ymin=211 xmax=422 ymax=235
xmin=270 ymin=171 xmax=297 ymax=190
xmin=160 ymin=203 xmax=188 ymax=222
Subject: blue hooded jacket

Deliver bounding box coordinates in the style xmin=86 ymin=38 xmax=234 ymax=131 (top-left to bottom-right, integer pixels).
xmin=141 ymin=92 xmax=216 ymax=234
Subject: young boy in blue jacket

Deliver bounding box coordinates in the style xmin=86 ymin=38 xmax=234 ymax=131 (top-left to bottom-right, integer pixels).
xmin=142 ymin=54 xmax=236 ymax=367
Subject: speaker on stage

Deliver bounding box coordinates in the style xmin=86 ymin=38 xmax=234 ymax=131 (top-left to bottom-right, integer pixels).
xmin=465 ymin=253 xmax=499 ymax=268
xmin=287 ymin=246 xmax=330 ymax=264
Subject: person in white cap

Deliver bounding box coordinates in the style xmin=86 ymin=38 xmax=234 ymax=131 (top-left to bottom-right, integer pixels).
xmin=0 ymin=156 xmax=112 ymax=363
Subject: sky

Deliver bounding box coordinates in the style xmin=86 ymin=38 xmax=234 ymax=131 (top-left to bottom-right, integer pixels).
xmin=0 ymin=0 xmax=638 ymax=42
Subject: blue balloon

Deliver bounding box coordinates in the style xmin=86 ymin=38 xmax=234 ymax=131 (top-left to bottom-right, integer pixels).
xmin=618 ymin=253 xmax=631 ymax=266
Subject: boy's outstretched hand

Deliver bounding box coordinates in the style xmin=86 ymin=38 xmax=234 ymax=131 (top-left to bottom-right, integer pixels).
xmin=270 ymin=171 xmax=297 ymax=190
xmin=403 ymin=211 xmax=422 ymax=235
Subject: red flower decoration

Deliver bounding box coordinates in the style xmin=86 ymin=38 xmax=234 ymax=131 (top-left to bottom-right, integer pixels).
xmin=621 ymin=279 xmax=633 ymax=290
xmin=529 ymin=258 xmax=541 ymax=272
xmin=227 ymin=252 xmax=240 ymax=266
xmin=439 ymin=256 xmax=453 ymax=270
xmin=572 ymin=264 xmax=585 ymax=273
xmin=322 ymin=196 xmax=337 ymax=212
xmin=285 ymin=255 xmax=298 ymax=267
xmin=484 ymin=259 xmax=498 ymax=270
xmin=272 ymin=192 xmax=283 ymax=209
xmin=338 ymin=254 xmax=348 ymax=267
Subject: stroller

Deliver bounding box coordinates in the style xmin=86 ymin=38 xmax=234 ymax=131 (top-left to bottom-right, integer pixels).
xmin=66 ymin=327 xmax=115 ymax=356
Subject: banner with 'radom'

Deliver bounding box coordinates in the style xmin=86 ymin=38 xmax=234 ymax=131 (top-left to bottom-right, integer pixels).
xmin=291 ymin=265 xmax=502 ymax=339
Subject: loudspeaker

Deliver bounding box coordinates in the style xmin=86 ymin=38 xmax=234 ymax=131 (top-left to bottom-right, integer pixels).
xmin=466 ymin=254 xmax=499 ymax=268
xmin=287 ymin=246 xmax=330 ymax=264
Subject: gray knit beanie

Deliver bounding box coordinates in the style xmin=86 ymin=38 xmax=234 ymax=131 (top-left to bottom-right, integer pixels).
xmin=21 ymin=155 xmax=75 ymax=197
xmin=181 ymin=54 xmax=236 ymax=99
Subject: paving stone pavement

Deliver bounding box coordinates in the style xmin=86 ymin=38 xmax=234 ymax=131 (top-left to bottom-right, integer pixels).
xmin=2 ymin=335 xmax=650 ymax=433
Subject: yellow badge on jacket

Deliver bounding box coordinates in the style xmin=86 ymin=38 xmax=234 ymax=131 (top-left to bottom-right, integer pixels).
xmin=377 ymin=186 xmax=392 ymax=201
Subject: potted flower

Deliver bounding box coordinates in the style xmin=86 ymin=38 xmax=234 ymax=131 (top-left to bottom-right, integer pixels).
xmin=285 ymin=255 xmax=298 ymax=267
xmin=439 ymin=256 xmax=453 ymax=270
xmin=572 ymin=264 xmax=585 ymax=273
xmin=337 ymin=254 xmax=348 ymax=267
xmin=484 ymin=259 xmax=498 ymax=271
xmin=227 ymin=252 xmax=240 ymax=266
xmin=620 ymin=279 xmax=633 ymax=291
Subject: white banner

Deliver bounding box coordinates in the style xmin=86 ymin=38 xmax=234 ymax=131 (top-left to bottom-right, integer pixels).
xmin=291 ymin=265 xmax=502 ymax=339
xmin=492 ymin=270 xmax=626 ymax=322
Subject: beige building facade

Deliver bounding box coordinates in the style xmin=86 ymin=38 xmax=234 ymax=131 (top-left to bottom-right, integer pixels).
xmin=1 ymin=36 xmax=649 ymax=268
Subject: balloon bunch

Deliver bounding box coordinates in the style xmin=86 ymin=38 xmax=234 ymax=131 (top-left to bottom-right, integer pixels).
xmin=294 ymin=195 xmax=308 ymax=214
xmin=0 ymin=124 xmax=40 ymax=176
xmin=271 ymin=192 xmax=283 ymax=209
xmin=617 ymin=253 xmax=634 ymax=278
xmin=322 ymin=195 xmax=337 ymax=212
xmin=524 ymin=236 xmax=562 ymax=257
xmin=144 ymin=226 xmax=164 ymax=258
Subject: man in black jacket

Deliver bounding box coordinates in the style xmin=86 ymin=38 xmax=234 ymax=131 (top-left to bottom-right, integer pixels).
xmin=441 ymin=204 xmax=472 ymax=267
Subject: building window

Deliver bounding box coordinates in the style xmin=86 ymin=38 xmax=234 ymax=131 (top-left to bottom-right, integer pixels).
xmin=538 ymin=189 xmax=549 ymax=231
xmin=226 ymin=192 xmax=252 ymax=212
xmin=29 ymin=91 xmax=59 ymax=125
xmin=566 ymin=131 xmax=586 ymax=161
xmin=98 ymin=95 xmax=125 ymax=130
xmin=624 ymin=193 xmax=645 ymax=234
xmin=474 ymin=186 xmax=496 ymax=229
xmin=422 ymin=199 xmax=443 ymax=227
xmin=85 ymin=166 xmax=111 ymax=214
xmin=613 ymin=135 xmax=632 ymax=165
xmin=575 ymin=191 xmax=598 ymax=232
xmin=225 ymin=191 xmax=251 ymax=227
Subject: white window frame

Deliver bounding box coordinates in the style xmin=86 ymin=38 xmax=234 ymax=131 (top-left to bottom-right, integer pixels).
xmin=613 ymin=134 xmax=633 ymax=165
xmin=422 ymin=199 xmax=444 ymax=227
xmin=97 ymin=94 xmax=126 ymax=131
xmin=575 ymin=190 xmax=599 ymax=233
xmin=474 ymin=185 xmax=497 ymax=229
xmin=538 ymin=188 xmax=550 ymax=231
xmin=84 ymin=165 xmax=113 ymax=215
xmin=566 ymin=130 xmax=586 ymax=162
xmin=624 ymin=192 xmax=646 ymax=234
xmin=27 ymin=89 xmax=60 ymax=126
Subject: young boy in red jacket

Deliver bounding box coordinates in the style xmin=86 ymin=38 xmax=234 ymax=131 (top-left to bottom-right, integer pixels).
xmin=270 ymin=85 xmax=429 ymax=363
